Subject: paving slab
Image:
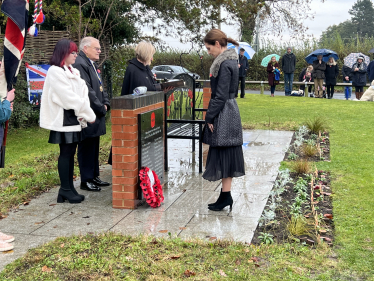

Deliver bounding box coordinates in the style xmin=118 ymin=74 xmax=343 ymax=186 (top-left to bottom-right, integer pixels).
xmin=0 ymin=129 xmax=293 ymax=272
xmin=179 ymin=214 xmax=258 ymax=243
xmin=31 ymin=205 xmax=131 ymax=237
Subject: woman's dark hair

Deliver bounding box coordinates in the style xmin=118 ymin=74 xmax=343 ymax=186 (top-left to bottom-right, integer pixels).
xmin=50 ymin=39 xmax=78 ymax=67
xmin=203 ymin=29 xmax=239 ymax=47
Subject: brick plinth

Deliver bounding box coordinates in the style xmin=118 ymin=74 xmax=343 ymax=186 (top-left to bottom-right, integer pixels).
xmin=203 ymin=81 xmax=211 ymax=119
xmin=111 ymin=92 xmax=164 ymax=209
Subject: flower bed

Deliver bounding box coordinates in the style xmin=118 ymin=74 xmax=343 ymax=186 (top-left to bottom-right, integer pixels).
xmin=253 ymin=126 xmax=334 ymax=246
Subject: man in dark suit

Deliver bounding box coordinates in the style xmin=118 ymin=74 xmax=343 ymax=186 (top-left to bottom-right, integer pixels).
xmin=73 ymin=37 xmax=110 ymax=192
xmin=237 ymin=48 xmax=248 ymax=98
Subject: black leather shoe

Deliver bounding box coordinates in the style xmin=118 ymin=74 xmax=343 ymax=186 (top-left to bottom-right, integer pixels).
xmin=92 ymin=177 xmax=110 ymax=187
xmin=80 ymin=182 xmax=101 ymax=192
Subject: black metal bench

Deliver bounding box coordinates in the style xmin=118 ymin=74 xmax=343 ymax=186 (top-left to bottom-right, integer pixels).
xmin=164 ymin=73 xmax=206 ymax=173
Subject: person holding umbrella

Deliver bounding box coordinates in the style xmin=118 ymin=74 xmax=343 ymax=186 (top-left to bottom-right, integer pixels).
xmin=352 ymin=56 xmax=368 ymax=100
xmin=281 ymin=47 xmax=296 ymax=96
xmin=266 ymin=56 xmax=279 ymax=97
xmin=237 ymin=48 xmax=248 ymax=98
xmin=325 ymin=57 xmax=339 ymax=99
xmin=312 ymin=55 xmax=327 ymax=98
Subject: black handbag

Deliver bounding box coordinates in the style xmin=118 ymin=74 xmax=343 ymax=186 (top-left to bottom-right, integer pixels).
xmin=203 ymin=99 xmax=243 ymax=147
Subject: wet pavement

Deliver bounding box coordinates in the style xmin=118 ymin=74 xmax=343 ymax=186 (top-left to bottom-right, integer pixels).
xmin=0 ymin=130 xmax=293 ymax=271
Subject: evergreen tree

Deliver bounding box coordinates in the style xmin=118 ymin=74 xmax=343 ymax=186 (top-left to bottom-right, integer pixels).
xmin=349 ymin=0 xmax=374 ymax=37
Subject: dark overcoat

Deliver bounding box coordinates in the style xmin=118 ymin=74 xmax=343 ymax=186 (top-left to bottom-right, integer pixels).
xmin=325 ymin=64 xmax=339 ymax=86
xmin=352 ymin=62 xmax=367 ymax=87
xmin=312 ymin=60 xmax=326 ymax=79
xmin=121 ymin=58 xmax=157 ymax=95
xmin=342 ymin=65 xmax=353 ymax=82
xmin=267 ymin=62 xmax=279 ymax=86
xmin=73 ymin=51 xmax=110 ymax=140
xmin=238 ymin=54 xmax=248 ymax=78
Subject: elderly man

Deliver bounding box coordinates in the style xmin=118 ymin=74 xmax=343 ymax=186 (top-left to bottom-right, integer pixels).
xmin=73 ymin=37 xmax=110 ymax=192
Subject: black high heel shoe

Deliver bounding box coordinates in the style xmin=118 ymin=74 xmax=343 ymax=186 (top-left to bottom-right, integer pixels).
xmin=208 ymin=188 xmax=223 ymax=207
xmin=208 ymin=191 xmax=233 ymax=211
xmin=57 ymin=189 xmax=82 ymax=204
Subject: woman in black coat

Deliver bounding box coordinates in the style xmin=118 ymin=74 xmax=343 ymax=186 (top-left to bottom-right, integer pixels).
xmin=203 ymin=29 xmax=245 ymax=211
xmin=325 ymin=57 xmax=339 ymax=99
xmin=266 ymin=56 xmax=279 ymax=97
xmin=352 ymin=56 xmax=368 ymax=100
xmin=121 ymin=41 xmax=160 ymax=95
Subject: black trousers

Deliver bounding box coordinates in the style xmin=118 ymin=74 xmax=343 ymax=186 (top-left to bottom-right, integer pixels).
xmin=78 ymin=136 xmax=100 ymax=183
xmin=326 ymin=85 xmax=335 ymax=97
xmin=238 ymin=76 xmax=245 ymax=98
xmin=59 ymin=143 xmax=78 ymax=190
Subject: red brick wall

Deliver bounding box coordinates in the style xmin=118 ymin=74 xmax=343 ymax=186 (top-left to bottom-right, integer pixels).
xmin=111 ymin=102 xmax=164 ymax=209
xmin=203 ymin=87 xmax=211 ymax=119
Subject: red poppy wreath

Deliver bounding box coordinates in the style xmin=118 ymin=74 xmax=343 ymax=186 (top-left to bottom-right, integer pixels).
xmin=139 ymin=167 xmax=164 ymax=208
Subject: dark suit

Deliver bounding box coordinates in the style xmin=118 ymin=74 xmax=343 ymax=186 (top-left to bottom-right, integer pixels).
xmin=73 ymin=51 xmax=110 ymax=183
xmin=237 ymin=55 xmax=248 ymax=98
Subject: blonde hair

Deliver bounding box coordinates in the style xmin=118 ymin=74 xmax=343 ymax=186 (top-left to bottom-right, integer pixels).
xmin=135 ymin=41 xmax=155 ymax=65
xmin=327 ymin=57 xmax=336 ymax=65
xmin=271 ymin=56 xmax=277 ymax=62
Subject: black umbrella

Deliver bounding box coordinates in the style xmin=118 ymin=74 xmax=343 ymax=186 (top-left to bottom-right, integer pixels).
xmin=369 ymin=48 xmax=374 ymax=53
xmin=0 ymin=120 xmax=9 ymax=168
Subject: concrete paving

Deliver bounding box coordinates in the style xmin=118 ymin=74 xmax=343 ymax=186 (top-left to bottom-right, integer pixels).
xmin=0 ymin=129 xmax=293 ymax=271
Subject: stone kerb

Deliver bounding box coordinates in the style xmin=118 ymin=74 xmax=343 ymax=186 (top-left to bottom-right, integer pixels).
xmin=110 ymin=92 xmax=164 ymax=209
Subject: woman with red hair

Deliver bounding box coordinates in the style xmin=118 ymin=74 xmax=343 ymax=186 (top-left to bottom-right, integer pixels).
xmin=40 ymin=39 xmax=96 ymax=204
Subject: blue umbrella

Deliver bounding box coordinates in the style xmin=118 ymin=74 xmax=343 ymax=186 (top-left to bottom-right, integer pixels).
xmin=305 ymin=49 xmax=339 ymax=64
xmin=227 ymin=42 xmax=256 ymax=59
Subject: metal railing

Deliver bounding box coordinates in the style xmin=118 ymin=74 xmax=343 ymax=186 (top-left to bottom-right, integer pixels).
xmin=195 ymin=79 xmax=370 ymax=97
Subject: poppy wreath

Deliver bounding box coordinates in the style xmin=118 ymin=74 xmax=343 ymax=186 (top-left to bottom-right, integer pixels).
xmin=139 ymin=167 xmax=164 ymax=208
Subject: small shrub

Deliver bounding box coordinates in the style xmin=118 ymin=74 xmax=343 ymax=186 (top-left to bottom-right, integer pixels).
xmin=292 ymin=159 xmax=312 ymax=175
xmin=258 ymin=232 xmax=274 ymax=245
xmin=305 ymin=117 xmax=329 ymax=135
xmin=301 ymin=143 xmax=318 ymax=158
xmin=288 ymin=152 xmax=299 ymax=160
xmin=287 ymin=216 xmax=314 ymax=237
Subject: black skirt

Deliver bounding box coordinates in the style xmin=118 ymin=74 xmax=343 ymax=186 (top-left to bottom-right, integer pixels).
xmin=48 ymin=131 xmax=82 ymax=144
xmin=203 ymin=145 xmax=245 ymax=181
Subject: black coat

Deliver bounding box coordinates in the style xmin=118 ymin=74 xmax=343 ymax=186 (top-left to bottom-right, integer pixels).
xmin=121 ymin=58 xmax=158 ymax=95
xmin=205 ymin=59 xmax=239 ymax=124
xmin=325 ymin=64 xmax=339 ymax=86
xmin=238 ymin=55 xmax=248 ymax=77
xmin=352 ymin=62 xmax=367 ymax=87
xmin=342 ymin=65 xmax=353 ymax=82
xmin=281 ymin=53 xmax=296 ymax=74
xmin=73 ymin=51 xmax=110 ymax=140
xmin=367 ymin=60 xmax=374 ymax=82
xmin=312 ymin=60 xmax=326 ymax=79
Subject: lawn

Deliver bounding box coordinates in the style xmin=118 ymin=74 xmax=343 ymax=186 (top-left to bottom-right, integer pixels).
xmin=1 ymin=94 xmax=374 ymax=280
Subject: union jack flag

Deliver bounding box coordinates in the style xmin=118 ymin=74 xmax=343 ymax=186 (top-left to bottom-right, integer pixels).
xmin=0 ymin=0 xmax=29 ymax=95
xmin=25 ymin=63 xmax=50 ymax=105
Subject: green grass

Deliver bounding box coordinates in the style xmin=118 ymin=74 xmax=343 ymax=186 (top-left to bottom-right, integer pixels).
xmin=1 ymin=95 xmax=374 ymax=280
xmin=0 ymin=124 xmax=112 ymax=214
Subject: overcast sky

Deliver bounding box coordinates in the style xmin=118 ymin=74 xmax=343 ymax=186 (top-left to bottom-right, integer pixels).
xmin=142 ymin=0 xmax=354 ymax=50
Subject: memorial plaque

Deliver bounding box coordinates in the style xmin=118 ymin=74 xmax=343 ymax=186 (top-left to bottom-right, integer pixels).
xmin=138 ymin=108 xmax=164 ymax=192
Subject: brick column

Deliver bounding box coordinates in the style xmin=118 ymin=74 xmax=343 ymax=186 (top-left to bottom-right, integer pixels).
xmin=203 ymin=81 xmax=211 ymax=119
xmin=110 ymin=92 xmax=164 ymax=209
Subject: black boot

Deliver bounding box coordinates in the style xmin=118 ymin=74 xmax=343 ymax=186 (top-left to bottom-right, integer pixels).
xmin=208 ymin=189 xmax=223 ymax=207
xmin=69 ymin=155 xmax=84 ymax=201
xmin=208 ymin=191 xmax=233 ymax=211
xmin=57 ymin=188 xmax=83 ymax=204
xmin=57 ymin=148 xmax=82 ymax=204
